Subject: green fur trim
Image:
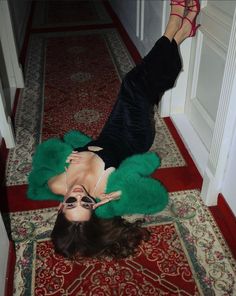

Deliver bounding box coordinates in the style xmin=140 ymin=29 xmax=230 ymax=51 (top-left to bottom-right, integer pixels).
xmin=63 ymin=130 xmax=92 ymax=148
xmin=28 ymin=131 xmax=168 ymax=217
xmin=27 ymin=131 xmax=92 ymax=201
xmin=95 ymin=152 xmax=168 ymax=218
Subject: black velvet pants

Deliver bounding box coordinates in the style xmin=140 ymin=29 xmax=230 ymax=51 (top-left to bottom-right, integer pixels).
xmin=81 ymin=36 xmax=182 ymax=168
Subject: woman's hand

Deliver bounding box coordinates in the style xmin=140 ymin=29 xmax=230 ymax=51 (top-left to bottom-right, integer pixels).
xmin=66 ymin=151 xmax=82 ymax=164
xmin=66 ymin=150 xmax=98 ymax=164
xmin=93 ymin=191 xmax=121 ymax=209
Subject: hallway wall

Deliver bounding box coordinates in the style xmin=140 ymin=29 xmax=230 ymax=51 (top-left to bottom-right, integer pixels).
xmin=0 ymin=2 xmax=31 ymax=292
xmin=0 ymin=0 xmax=30 ymax=145
xmin=8 ymin=0 xmax=31 ymax=54
xmin=109 ymin=0 xmax=164 ymax=57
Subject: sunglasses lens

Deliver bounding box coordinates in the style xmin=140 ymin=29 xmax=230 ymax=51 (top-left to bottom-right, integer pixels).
xmin=65 ymin=196 xmax=77 ymax=203
xmin=81 ymin=196 xmax=95 ymax=203
xmin=82 ymin=203 xmax=93 ymax=209
xmin=64 ymin=196 xmax=77 ymax=209
xmin=81 ymin=195 xmax=96 ymax=210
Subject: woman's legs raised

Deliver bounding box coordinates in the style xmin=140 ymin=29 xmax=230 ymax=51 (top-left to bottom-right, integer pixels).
xmin=173 ymin=0 xmax=201 ymax=44
xmin=164 ymin=0 xmax=200 ymax=44
xmin=97 ymin=1 xmax=201 ymax=156
xmin=164 ymin=0 xmax=186 ymax=42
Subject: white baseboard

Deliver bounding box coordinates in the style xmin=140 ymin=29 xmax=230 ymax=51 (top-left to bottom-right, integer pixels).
xmin=0 ymin=215 xmax=9 ymax=296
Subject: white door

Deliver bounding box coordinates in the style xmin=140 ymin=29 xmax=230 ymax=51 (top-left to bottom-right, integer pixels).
xmin=185 ymin=1 xmax=236 ymax=160
xmin=185 ymin=1 xmax=236 ymax=206
xmin=161 ymin=1 xmax=236 ymax=206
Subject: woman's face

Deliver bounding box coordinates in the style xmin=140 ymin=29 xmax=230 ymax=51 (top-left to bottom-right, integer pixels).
xmin=61 ymin=185 xmax=93 ymax=222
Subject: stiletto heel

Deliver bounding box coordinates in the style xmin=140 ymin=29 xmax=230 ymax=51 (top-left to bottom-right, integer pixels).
xmin=185 ymin=0 xmax=201 ymax=37
xmin=184 ymin=18 xmax=200 ymax=37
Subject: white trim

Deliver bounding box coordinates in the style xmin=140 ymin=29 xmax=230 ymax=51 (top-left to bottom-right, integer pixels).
xmin=201 ymin=7 xmax=236 ymax=205
xmin=135 ymin=0 xmax=145 ymax=41
xmin=136 ymin=0 xmax=140 ymax=38
xmin=140 ymin=0 xmax=145 ymax=41
xmin=0 ymin=0 xmax=24 ymax=106
xmin=0 ymin=79 xmax=15 ymax=148
xmin=171 ymin=113 xmax=208 ymax=175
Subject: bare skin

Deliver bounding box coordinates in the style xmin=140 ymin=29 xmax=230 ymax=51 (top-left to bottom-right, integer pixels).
xmin=164 ymin=0 xmax=200 ymax=44
xmin=48 ymin=1 xmax=200 ymax=222
xmin=48 ymin=147 xmax=120 ymax=221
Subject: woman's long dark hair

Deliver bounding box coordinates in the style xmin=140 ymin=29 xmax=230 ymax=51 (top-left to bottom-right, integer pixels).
xmin=51 ymin=212 xmax=150 ymax=259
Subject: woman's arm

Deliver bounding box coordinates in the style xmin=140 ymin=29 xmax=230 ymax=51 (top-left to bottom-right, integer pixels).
xmin=95 ymin=176 xmax=168 ymax=218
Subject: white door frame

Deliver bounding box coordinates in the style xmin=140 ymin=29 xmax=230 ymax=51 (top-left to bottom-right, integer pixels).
xmin=0 ymin=0 xmax=24 ymax=94
xmin=0 ymin=0 xmax=24 ymax=148
xmin=201 ymin=7 xmax=236 ymax=205
xmin=160 ymin=1 xmax=236 ymax=206
xmin=0 ymin=79 xmax=15 ymax=148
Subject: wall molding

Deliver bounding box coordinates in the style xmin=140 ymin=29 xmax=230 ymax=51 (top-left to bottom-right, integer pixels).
xmin=201 ymin=7 xmax=236 ymax=205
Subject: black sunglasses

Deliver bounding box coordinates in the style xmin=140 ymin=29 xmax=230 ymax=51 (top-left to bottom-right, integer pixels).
xmin=59 ymin=195 xmax=97 ymax=211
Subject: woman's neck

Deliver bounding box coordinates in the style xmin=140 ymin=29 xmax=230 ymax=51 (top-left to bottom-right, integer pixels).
xmin=48 ymin=151 xmax=115 ymax=198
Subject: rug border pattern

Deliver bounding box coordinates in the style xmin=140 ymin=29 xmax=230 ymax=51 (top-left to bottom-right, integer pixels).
xmin=8 ymin=190 xmax=236 ymax=296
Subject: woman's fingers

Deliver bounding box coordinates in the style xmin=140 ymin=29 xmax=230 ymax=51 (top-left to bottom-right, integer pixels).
xmin=101 ymin=191 xmax=121 ymax=201
xmin=66 ymin=152 xmax=81 ymax=163
xmin=93 ymin=191 xmax=121 ymax=210
xmin=109 ymin=190 xmax=122 ymax=200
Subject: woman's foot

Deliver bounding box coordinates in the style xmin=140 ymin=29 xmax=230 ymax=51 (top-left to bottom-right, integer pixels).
xmin=164 ymin=0 xmax=186 ymax=41
xmin=173 ymin=0 xmax=200 ymax=44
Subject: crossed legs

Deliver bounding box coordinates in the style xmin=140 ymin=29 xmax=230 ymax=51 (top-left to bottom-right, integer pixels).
xmin=164 ymin=0 xmax=200 ymax=45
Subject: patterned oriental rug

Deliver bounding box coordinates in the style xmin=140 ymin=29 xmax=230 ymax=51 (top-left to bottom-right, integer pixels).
xmin=7 ymin=190 xmax=236 ymax=295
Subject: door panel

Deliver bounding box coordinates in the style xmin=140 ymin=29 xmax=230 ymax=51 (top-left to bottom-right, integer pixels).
xmin=186 ymin=0 xmax=235 ymax=152
xmin=210 ymin=1 xmax=235 ymax=17
xmin=197 ymin=40 xmax=225 ymax=122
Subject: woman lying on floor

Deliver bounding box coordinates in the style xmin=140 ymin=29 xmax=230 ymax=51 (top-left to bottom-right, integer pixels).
xmin=28 ymin=0 xmax=200 ymax=259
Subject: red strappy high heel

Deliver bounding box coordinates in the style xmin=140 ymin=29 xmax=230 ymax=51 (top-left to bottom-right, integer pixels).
xmin=185 ymin=0 xmax=201 ymax=37
xmin=170 ymin=0 xmax=186 ymax=22
xmin=170 ymin=0 xmax=186 ymax=8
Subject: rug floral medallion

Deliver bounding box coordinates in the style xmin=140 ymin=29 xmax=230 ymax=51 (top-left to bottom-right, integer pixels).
xmin=6 ymin=29 xmax=185 ymax=186
xmin=8 ymin=190 xmax=236 ymax=296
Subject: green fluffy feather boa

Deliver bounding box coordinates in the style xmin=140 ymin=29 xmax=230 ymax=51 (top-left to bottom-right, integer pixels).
xmin=28 ymin=131 xmax=168 ymax=218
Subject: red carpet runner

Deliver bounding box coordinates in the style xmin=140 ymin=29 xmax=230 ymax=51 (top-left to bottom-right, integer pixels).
xmin=35 ymin=225 xmax=199 ymax=295
xmin=43 ymin=34 xmax=120 ymax=140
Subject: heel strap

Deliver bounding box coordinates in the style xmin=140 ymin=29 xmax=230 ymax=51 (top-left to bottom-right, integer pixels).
xmin=170 ymin=0 xmax=186 ymax=8
xmin=187 ymin=0 xmax=200 ymax=13
xmin=170 ymin=13 xmax=184 ymax=19
xmin=184 ymin=16 xmax=201 ymax=36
